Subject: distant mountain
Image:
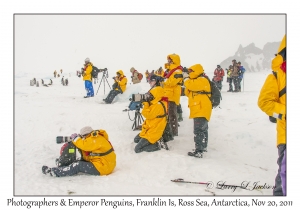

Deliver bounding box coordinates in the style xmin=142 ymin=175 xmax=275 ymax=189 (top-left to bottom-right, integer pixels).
xmin=220 ymin=41 xmax=281 ymax=72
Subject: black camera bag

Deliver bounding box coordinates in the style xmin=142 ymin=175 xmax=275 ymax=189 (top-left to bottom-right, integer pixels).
xmin=56 ymin=142 xmax=77 ymax=167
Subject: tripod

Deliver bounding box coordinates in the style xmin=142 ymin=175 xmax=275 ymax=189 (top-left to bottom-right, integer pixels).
xmin=96 ymin=70 xmax=111 ymax=95
xmin=132 ymin=108 xmax=144 ymax=131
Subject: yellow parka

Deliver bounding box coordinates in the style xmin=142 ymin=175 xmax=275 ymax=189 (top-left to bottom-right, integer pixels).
xmin=258 ymin=35 xmax=286 ymax=146
xmin=114 ymin=70 xmax=127 ymax=93
xmin=162 ymin=54 xmax=183 ymax=105
xmin=184 ymin=64 xmax=212 ymax=121
xmin=139 ymin=86 xmax=168 ymax=144
xmin=82 ymin=62 xmax=93 ymax=81
xmin=73 ymin=129 xmax=116 ymax=175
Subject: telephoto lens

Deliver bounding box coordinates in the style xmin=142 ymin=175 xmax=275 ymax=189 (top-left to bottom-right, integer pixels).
xmin=56 ymin=136 xmax=71 ymax=144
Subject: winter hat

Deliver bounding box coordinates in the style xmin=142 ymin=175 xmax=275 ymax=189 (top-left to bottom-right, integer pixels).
xmin=80 ymin=126 xmax=93 ymax=136
xmin=85 ymin=57 xmax=90 ymax=63
xmin=130 ymin=67 xmax=135 ymax=72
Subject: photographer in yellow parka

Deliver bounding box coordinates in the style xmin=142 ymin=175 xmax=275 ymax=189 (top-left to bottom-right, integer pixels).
xmin=258 ymin=35 xmax=286 ymax=196
xmin=134 ymin=75 xmax=169 ymax=153
xmin=42 ymin=126 xmax=116 ymax=177
xmin=103 ymin=70 xmax=127 ymax=104
xmin=162 ymin=54 xmax=183 ymax=137
xmin=184 ymin=64 xmax=212 ymax=158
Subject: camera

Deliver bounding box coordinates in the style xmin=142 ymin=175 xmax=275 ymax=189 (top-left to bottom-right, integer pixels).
xmin=131 ymin=93 xmax=151 ymax=102
xmin=128 ymin=101 xmax=143 ymax=111
xmin=56 ymin=136 xmax=72 ymax=144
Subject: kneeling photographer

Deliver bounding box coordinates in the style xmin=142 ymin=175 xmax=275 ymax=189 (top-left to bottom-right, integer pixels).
xmin=103 ymin=70 xmax=127 ymax=104
xmin=42 ymin=126 xmax=116 ymax=177
xmin=133 ymin=75 xmax=170 ymax=153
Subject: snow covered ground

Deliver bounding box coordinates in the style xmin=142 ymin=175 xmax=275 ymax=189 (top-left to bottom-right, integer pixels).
xmin=15 ymin=70 xmax=280 ymax=196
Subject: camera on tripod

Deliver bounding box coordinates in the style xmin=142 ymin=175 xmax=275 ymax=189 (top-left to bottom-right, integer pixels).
xmin=131 ymin=93 xmax=152 ymax=102
xmin=56 ymin=136 xmax=72 ymax=144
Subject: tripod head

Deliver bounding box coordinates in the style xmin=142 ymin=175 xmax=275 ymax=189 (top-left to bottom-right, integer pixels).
xmin=96 ymin=68 xmax=112 ymax=95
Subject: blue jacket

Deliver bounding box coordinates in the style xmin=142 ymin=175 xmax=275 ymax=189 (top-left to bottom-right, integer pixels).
xmin=238 ymin=66 xmax=246 ymax=79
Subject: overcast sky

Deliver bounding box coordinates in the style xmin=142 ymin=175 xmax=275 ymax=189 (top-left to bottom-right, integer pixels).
xmin=15 ymin=14 xmax=285 ymax=76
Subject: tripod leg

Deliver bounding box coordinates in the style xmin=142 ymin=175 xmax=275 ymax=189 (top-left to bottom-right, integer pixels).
xmin=105 ymin=77 xmax=112 ymax=89
xmin=96 ymin=78 xmax=103 ymax=95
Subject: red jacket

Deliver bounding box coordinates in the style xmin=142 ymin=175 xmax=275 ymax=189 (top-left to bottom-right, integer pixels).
xmin=213 ymin=68 xmax=225 ymax=81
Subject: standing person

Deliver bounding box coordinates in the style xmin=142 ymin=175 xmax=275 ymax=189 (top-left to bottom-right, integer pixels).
xmin=212 ymin=65 xmax=225 ymax=90
xmin=162 ymin=54 xmax=183 ymax=136
xmin=226 ymin=65 xmax=233 ymax=92
xmin=82 ymin=58 xmax=94 ymax=98
xmin=53 ymin=70 xmax=57 ymax=78
xmin=231 ymin=59 xmax=240 ymax=92
xmin=145 ymin=70 xmax=150 ymax=82
xmin=184 ymin=64 xmax=212 ymax=158
xmin=134 ymin=75 xmax=169 ymax=153
xmin=42 ymin=126 xmax=116 ymax=177
xmin=103 ymin=70 xmax=127 ymax=104
xmin=130 ymin=67 xmax=141 ymax=84
xmin=237 ymin=61 xmax=246 ymax=92
xmin=155 ymin=67 xmax=165 ymax=78
xmin=258 ymin=35 xmax=286 ymax=196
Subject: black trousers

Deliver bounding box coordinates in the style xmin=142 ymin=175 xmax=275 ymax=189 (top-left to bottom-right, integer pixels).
xmin=51 ymin=161 xmax=100 ymax=177
xmin=228 ymin=78 xmax=233 ymax=91
xmin=177 ymin=104 xmax=183 ymax=114
xmin=232 ymin=76 xmax=239 ymax=91
xmin=193 ymin=117 xmax=208 ymax=152
xmin=134 ymin=134 xmax=160 ymax=153
xmin=104 ymin=89 xmax=121 ymax=104
xmin=168 ymin=101 xmax=178 ymax=136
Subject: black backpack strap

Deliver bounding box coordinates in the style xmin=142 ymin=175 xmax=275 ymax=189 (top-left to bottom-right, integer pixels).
xmin=272 ymin=71 xmax=286 ymax=98
xmin=89 ymin=148 xmax=114 ymax=156
xmin=279 ymin=87 xmax=286 ymax=98
xmin=157 ymin=101 xmax=168 ymax=120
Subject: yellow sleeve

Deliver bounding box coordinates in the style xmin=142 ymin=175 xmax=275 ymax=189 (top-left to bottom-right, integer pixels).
xmin=258 ymin=74 xmax=286 ymax=117
xmin=164 ymin=71 xmax=182 ymax=87
xmin=141 ymin=103 xmax=164 ymax=120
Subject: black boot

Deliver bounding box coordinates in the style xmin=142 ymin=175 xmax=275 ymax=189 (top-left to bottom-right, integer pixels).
xmin=188 ymin=150 xmax=203 ymax=158
xmin=42 ymin=166 xmax=53 ymax=176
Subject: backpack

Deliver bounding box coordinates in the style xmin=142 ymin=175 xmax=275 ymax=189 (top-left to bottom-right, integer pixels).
xmin=55 ymin=142 xmax=77 ymax=167
xmin=133 ymin=70 xmax=143 ymax=80
xmin=138 ymin=73 xmax=143 ymax=80
xmin=91 ymin=66 xmax=100 ymax=78
xmin=196 ymin=76 xmax=221 ymax=108
xmin=208 ymin=79 xmax=222 ymax=108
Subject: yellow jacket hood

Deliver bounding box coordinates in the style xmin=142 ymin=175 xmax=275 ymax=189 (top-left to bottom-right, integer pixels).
xmin=272 ymin=35 xmax=286 ymax=73
xmin=167 ymin=54 xmax=181 ymax=70
xmin=188 ymin=64 xmax=204 ymax=79
xmin=117 ymin=70 xmax=125 ymax=76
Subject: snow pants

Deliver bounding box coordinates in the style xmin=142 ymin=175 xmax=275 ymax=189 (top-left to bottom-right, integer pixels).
xmin=193 ymin=117 xmax=208 ymax=152
xmin=84 ymin=80 xmax=94 ymax=97
xmin=168 ymin=101 xmax=178 ymax=136
xmin=134 ymin=134 xmax=160 ymax=153
xmin=51 ymin=161 xmax=100 ymax=177
xmin=177 ymin=104 xmax=183 ymax=114
xmin=104 ymin=89 xmax=121 ymax=104
xmin=232 ymin=76 xmax=239 ymax=91
xmin=227 ymin=78 xmax=233 ymax=91
xmin=273 ymin=144 xmax=286 ymax=196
